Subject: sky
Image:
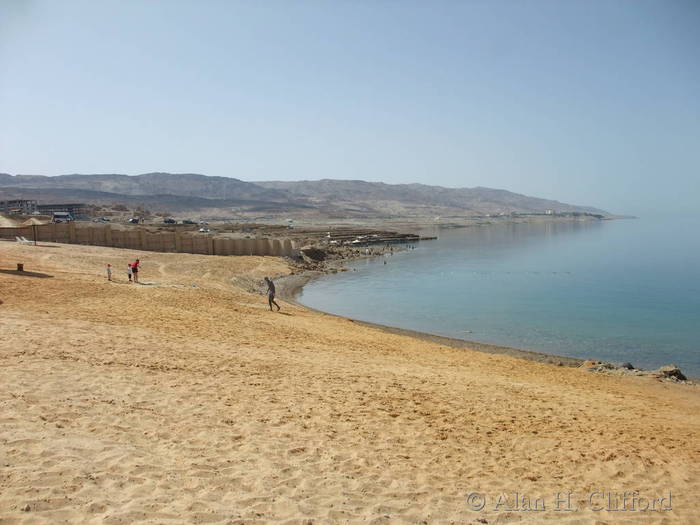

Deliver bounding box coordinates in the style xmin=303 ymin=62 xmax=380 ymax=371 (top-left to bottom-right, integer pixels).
xmin=1 ymin=0 xmax=698 ymax=215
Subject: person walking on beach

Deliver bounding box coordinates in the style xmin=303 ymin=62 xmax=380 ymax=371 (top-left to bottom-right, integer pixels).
xmin=131 ymin=259 xmax=140 ymax=283
xmin=264 ymin=277 xmax=281 ymax=311
xmin=127 ymin=263 xmax=133 ymax=283
xmin=106 ymin=263 xmax=112 ymax=281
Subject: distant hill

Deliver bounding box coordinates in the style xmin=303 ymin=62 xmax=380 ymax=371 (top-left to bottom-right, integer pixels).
xmin=0 ymin=172 xmax=289 ymax=202
xmin=0 ymin=173 xmax=609 ymax=218
xmin=254 ymin=179 xmax=607 ymax=216
xmin=0 ymin=185 xmax=312 ymax=213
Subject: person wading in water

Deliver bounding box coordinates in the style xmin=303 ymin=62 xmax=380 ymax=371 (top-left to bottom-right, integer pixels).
xmin=264 ymin=277 xmax=281 ymax=311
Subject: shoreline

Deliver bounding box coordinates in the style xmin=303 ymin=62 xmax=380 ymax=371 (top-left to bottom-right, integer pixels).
xmin=275 ymin=238 xmax=695 ymax=379
xmin=275 ymin=267 xmax=586 ymax=369
xmin=280 ymin=270 xmax=699 ymax=380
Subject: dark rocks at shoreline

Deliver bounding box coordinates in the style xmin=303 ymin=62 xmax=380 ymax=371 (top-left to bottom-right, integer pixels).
xmin=581 ymin=360 xmax=691 ymax=383
xmin=655 ymin=365 xmax=688 ymax=381
xmin=300 ymin=246 xmax=327 ymax=262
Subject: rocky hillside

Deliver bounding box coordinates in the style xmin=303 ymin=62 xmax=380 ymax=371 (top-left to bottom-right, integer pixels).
xmin=0 ymin=186 xmax=312 ymax=213
xmin=0 ymin=173 xmax=289 ymax=202
xmin=0 ymin=173 xmax=608 ymax=217
xmin=255 ymin=179 xmax=607 ymax=215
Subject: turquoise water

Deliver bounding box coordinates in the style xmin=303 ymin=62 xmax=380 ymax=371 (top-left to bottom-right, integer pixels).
xmin=299 ymin=216 xmax=700 ymax=377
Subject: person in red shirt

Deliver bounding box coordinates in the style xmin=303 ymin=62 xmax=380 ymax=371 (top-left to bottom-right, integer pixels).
xmin=131 ymin=259 xmax=140 ymax=283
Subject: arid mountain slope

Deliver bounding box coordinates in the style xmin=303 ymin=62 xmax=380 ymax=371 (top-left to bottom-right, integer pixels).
xmin=0 ymin=172 xmax=289 ymax=202
xmin=255 ymin=179 xmax=607 ymax=215
xmin=0 ymin=173 xmax=609 ymax=217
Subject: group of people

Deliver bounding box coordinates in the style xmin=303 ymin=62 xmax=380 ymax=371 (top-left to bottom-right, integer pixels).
xmin=106 ymin=259 xmax=281 ymax=312
xmin=105 ymin=259 xmax=279 ymax=311
xmin=105 ymin=258 xmax=140 ymax=283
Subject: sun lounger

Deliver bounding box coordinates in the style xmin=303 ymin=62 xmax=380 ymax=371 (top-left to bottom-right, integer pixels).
xmin=15 ymin=236 xmax=32 ymax=245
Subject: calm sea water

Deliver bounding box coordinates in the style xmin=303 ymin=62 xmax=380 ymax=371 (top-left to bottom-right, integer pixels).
xmin=299 ymin=216 xmax=700 ymax=377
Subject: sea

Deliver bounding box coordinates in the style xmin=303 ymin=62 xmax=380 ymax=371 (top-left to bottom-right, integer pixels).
xmin=298 ymin=215 xmax=700 ymax=377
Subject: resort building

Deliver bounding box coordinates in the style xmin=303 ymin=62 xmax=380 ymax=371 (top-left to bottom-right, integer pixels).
xmin=35 ymin=203 xmax=89 ymax=220
xmin=0 ymin=199 xmax=38 ymax=215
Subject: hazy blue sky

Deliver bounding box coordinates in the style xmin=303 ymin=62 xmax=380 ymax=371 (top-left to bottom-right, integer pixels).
xmin=1 ymin=0 xmax=698 ymax=214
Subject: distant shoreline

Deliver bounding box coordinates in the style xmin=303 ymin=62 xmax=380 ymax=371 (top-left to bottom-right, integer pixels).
xmin=278 ymin=212 xmax=627 ymax=233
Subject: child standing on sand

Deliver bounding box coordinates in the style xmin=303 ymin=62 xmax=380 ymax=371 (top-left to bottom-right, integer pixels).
xmin=106 ymin=264 xmax=112 ymax=281
xmin=127 ymin=263 xmax=133 ymax=283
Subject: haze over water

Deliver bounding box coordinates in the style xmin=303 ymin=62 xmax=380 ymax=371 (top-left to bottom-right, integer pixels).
xmin=299 ymin=216 xmax=700 ymax=377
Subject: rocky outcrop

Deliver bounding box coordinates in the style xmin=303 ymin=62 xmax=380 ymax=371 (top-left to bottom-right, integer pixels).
xmin=300 ymin=247 xmax=327 ymax=262
xmin=654 ymin=365 xmax=687 ymax=381
xmin=581 ymin=361 xmax=691 ymax=383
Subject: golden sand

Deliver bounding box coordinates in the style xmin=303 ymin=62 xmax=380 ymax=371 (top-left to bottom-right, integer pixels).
xmin=1 ymin=242 xmax=698 ymax=524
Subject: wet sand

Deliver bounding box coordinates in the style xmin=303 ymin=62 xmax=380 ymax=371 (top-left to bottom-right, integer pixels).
xmin=1 ymin=241 xmax=699 ymax=524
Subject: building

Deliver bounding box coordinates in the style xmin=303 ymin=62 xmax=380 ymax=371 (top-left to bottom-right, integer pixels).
xmin=35 ymin=203 xmax=89 ymax=220
xmin=0 ymin=199 xmax=38 ymax=215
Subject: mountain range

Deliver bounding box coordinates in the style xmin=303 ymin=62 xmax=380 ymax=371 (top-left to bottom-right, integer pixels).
xmin=0 ymin=173 xmax=608 ymax=218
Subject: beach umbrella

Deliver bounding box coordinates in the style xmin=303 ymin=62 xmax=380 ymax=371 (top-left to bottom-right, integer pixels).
xmin=21 ymin=217 xmax=51 ymax=246
xmin=0 ymin=214 xmax=24 ymax=243
xmin=0 ymin=213 xmax=22 ymax=228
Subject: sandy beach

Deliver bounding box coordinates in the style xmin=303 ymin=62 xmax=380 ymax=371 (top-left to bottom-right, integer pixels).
xmin=1 ymin=241 xmax=699 ymax=524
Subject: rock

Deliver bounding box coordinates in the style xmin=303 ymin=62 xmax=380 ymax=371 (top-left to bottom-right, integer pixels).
xmin=300 ymin=247 xmax=327 ymax=262
xmin=584 ymin=360 xmax=689 ymax=383
xmin=653 ymin=365 xmax=687 ymax=381
xmin=21 ymin=504 xmax=30 ymax=512
xmin=588 ymin=362 xmax=618 ymax=372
